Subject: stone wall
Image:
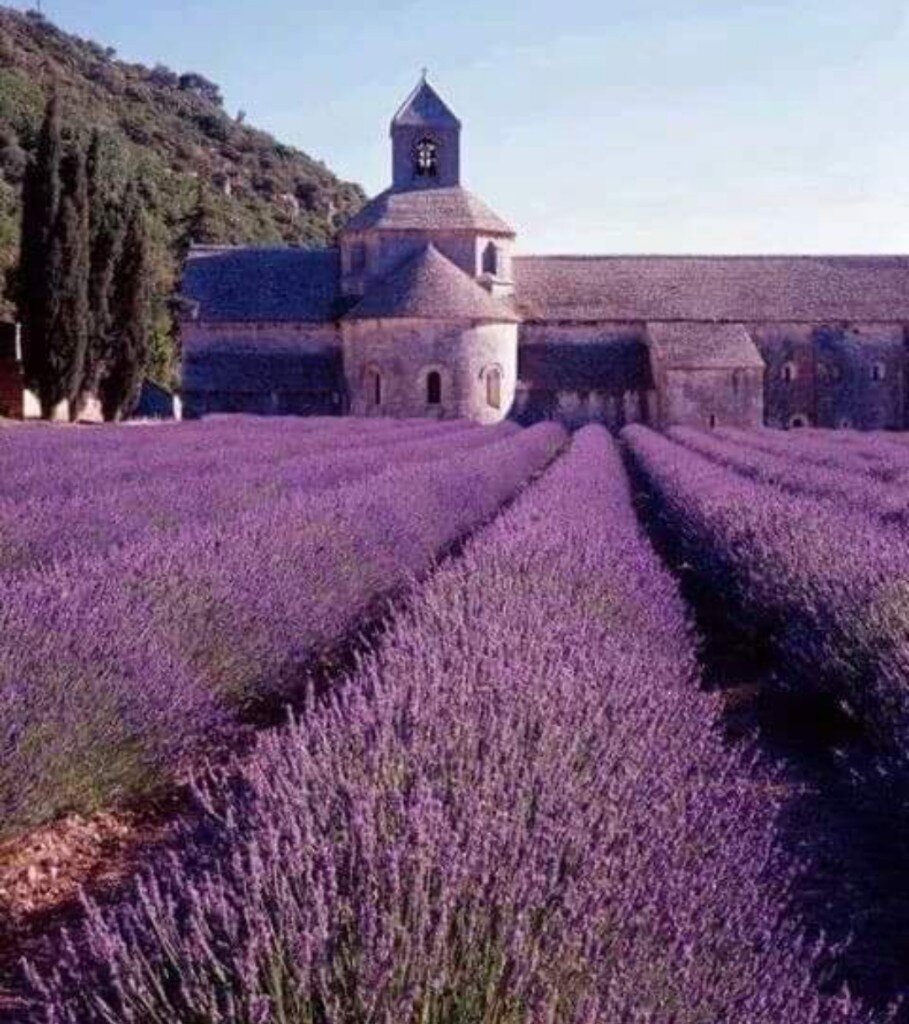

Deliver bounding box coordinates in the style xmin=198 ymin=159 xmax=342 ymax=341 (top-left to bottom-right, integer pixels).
xmin=341 ymin=230 xmax=513 ymax=297
xmin=515 ymin=323 xmax=656 ymax=430
xmin=658 ymin=366 xmax=764 ymax=429
xmin=392 ymin=124 xmax=459 ymax=191
xmin=754 ymin=322 xmax=905 ymax=429
xmin=342 ymin=317 xmax=518 ymax=423
xmin=181 ymin=321 xmax=343 ymax=419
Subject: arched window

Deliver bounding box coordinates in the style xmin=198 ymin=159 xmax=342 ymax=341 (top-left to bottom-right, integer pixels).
xmin=485 ymin=365 xmax=502 ymax=410
xmin=482 ymin=241 xmax=499 ymax=276
xmin=426 ymin=370 xmax=441 ymax=405
xmin=871 ymin=361 xmax=886 ymax=382
xmin=708 ymin=413 xmax=718 ymax=429
xmin=781 ymin=361 xmax=797 ymax=383
xmin=788 ymin=413 xmax=809 ymax=429
xmin=414 ymin=137 xmax=438 ymax=177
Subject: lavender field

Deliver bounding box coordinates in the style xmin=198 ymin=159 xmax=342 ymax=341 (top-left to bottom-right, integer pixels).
xmin=5 ymin=417 xmax=909 ymax=1022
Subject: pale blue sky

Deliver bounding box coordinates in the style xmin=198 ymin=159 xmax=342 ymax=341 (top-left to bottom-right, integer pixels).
xmin=13 ymin=0 xmax=909 ymax=253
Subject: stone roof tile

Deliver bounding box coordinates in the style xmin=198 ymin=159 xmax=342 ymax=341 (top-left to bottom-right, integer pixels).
xmin=647 ymin=322 xmax=764 ymax=370
xmin=181 ymin=246 xmax=344 ymax=323
xmin=513 ymin=255 xmax=909 ymax=323
xmin=345 ymin=243 xmax=520 ymax=322
xmin=343 ymin=186 xmax=514 ymax=236
xmin=183 ymin=342 xmax=341 ymax=392
xmin=391 ymin=78 xmax=461 ymax=129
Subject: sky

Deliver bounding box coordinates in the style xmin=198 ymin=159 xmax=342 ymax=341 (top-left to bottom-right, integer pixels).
xmin=10 ymin=0 xmax=909 ymax=253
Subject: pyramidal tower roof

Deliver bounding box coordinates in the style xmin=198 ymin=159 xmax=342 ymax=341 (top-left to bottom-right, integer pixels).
xmin=390 ymin=74 xmax=461 ymax=131
xmin=344 ymin=243 xmax=518 ymax=322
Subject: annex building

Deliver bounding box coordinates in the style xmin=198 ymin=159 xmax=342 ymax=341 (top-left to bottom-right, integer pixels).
xmin=179 ymin=77 xmax=909 ymax=430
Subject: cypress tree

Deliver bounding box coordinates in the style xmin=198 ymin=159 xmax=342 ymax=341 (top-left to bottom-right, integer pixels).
xmin=47 ymin=146 xmax=90 ymax=417
xmin=80 ymin=130 xmax=127 ymax=413
xmin=18 ymin=92 xmax=63 ymax=416
xmin=101 ymin=181 xmax=151 ymax=420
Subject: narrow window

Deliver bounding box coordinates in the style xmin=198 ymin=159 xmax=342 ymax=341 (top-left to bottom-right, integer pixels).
xmin=414 ymin=137 xmax=438 ymax=177
xmin=708 ymin=413 xmax=718 ymax=429
xmin=350 ymin=243 xmax=366 ymax=273
xmin=482 ymin=241 xmax=498 ymax=276
xmin=871 ymin=362 xmax=886 ymax=382
xmin=426 ymin=370 xmax=441 ymax=405
xmin=366 ymin=367 xmax=382 ymax=407
xmin=731 ymin=370 xmax=742 ymax=393
xmin=486 ymin=366 xmax=502 ymax=410
xmin=782 ymin=361 xmax=796 ymax=383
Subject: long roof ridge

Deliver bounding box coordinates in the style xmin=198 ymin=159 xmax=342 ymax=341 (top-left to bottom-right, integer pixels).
xmin=514 ymin=252 xmax=909 ymax=261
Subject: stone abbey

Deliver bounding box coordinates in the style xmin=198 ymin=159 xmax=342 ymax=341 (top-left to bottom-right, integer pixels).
xmin=179 ymin=77 xmax=909 ymax=430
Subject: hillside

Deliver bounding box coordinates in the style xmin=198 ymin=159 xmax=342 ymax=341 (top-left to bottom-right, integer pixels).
xmin=0 ymin=6 xmax=366 ymax=376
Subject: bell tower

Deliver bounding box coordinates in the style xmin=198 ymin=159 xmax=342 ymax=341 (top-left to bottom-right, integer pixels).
xmin=391 ymin=72 xmax=461 ymax=191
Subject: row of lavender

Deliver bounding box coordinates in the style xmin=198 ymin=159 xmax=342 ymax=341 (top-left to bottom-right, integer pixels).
xmin=0 ymin=418 xmax=517 ymax=575
xmin=624 ymin=425 xmax=909 ymax=764
xmin=715 ymin=426 xmax=909 ymax=481
xmin=0 ymin=420 xmax=564 ymax=838
xmin=0 ymin=417 xmax=472 ymax=501
xmin=666 ymin=425 xmax=909 ymax=527
xmin=26 ymin=426 xmax=870 ymax=1023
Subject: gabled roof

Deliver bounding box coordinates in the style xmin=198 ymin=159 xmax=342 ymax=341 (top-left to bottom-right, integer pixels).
xmin=647 ymin=322 xmax=764 ymax=370
xmin=181 ymin=246 xmax=343 ymax=323
xmin=343 ymin=185 xmax=514 ymax=236
xmin=513 ymin=255 xmax=909 ymax=323
xmin=344 ymin=243 xmax=519 ymax=322
xmin=391 ymin=76 xmax=461 ymax=130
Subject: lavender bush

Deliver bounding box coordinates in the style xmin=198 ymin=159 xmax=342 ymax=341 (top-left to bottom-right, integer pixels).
xmin=0 ymin=421 xmax=562 ymax=837
xmin=0 ymin=420 xmax=517 ymax=575
xmin=0 ymin=416 xmax=468 ymax=503
xmin=624 ymin=425 xmax=909 ymax=757
xmin=714 ymin=426 xmax=909 ymax=481
xmin=24 ymin=425 xmax=874 ymax=1023
xmin=667 ymin=426 xmax=909 ymax=526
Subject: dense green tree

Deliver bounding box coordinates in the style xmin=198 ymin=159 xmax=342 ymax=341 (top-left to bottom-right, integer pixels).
xmin=101 ymin=181 xmax=151 ymax=420
xmin=47 ymin=146 xmax=90 ymax=417
xmin=2 ymin=6 xmax=365 ymax=384
xmin=17 ymin=92 xmax=63 ymax=415
xmin=80 ymin=129 xmax=127 ymax=410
